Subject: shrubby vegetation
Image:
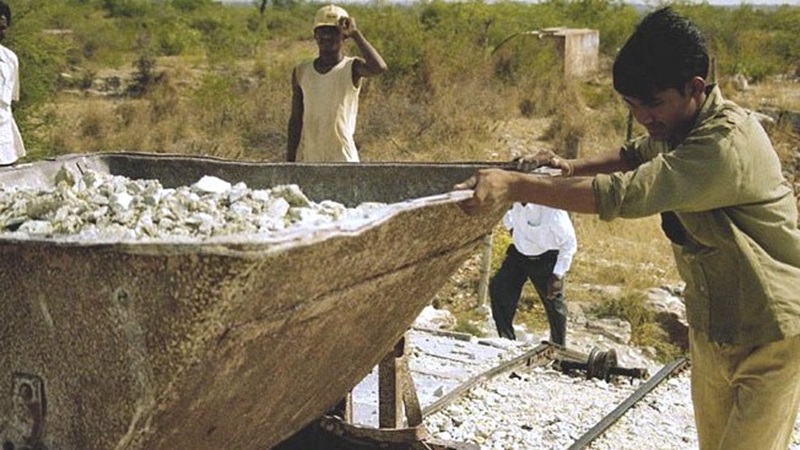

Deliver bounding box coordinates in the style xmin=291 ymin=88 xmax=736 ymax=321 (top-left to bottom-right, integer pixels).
xmin=6 ymin=0 xmax=799 ymax=162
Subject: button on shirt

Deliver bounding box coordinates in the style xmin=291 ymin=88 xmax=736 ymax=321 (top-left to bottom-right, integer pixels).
xmin=0 ymin=44 xmax=24 ymax=165
xmin=503 ymin=202 xmax=577 ymax=278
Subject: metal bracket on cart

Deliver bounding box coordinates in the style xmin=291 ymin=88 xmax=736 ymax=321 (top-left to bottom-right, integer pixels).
xmin=0 ymin=372 xmax=50 ymax=450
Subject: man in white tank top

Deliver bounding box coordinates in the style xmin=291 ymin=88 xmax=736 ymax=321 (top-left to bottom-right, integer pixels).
xmin=287 ymin=5 xmax=387 ymax=162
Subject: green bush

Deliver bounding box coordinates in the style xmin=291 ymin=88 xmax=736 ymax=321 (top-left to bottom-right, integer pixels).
xmin=594 ymin=291 xmax=682 ymax=362
xmin=101 ymin=0 xmax=153 ymax=18
xmin=156 ymin=18 xmax=203 ymax=56
xmin=5 ymin=2 xmax=70 ymax=157
xmin=171 ymin=0 xmax=214 ymax=13
xmin=12 ymin=0 xmax=800 ymax=166
xmin=491 ymin=226 xmax=511 ymax=275
xmin=362 ymin=5 xmax=426 ymax=90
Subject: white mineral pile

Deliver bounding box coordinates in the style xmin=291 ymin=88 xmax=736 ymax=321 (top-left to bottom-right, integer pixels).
xmin=0 ymin=165 xmax=387 ymax=240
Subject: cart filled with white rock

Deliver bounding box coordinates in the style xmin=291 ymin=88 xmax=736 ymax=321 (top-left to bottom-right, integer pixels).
xmin=0 ymin=152 xmax=501 ymax=450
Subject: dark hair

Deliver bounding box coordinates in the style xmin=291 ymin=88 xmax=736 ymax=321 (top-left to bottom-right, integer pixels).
xmin=613 ymin=7 xmax=708 ymax=102
xmin=0 ymin=1 xmax=10 ymax=27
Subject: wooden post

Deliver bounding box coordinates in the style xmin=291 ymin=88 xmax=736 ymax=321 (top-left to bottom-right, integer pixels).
xmin=378 ymin=338 xmax=405 ymax=428
xmin=626 ymin=110 xmax=634 ymax=141
xmin=477 ymin=232 xmax=494 ymax=309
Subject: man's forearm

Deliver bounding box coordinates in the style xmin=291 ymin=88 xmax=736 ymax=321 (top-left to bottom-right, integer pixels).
xmin=510 ymin=174 xmax=597 ymax=214
xmin=569 ymin=149 xmax=630 ymax=177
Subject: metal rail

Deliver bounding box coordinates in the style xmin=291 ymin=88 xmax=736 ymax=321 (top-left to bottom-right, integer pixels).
xmin=566 ymin=356 xmax=692 ymax=450
xmin=421 ymin=342 xmax=555 ymax=417
xmin=322 ymin=331 xmax=689 ymax=450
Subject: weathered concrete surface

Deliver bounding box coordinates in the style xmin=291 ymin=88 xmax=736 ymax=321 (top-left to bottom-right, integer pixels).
xmin=542 ymin=27 xmax=599 ymax=79
xmin=0 ymin=153 xmax=503 ymax=450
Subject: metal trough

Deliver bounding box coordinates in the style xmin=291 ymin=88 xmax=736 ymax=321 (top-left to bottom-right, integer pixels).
xmin=0 ymin=152 xmax=500 ymax=450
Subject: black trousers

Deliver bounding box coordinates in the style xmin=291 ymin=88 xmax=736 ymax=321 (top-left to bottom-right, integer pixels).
xmin=489 ymin=245 xmax=567 ymax=345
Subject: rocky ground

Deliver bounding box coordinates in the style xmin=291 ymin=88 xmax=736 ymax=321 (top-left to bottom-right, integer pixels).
xmin=347 ymin=306 xmax=800 ymax=450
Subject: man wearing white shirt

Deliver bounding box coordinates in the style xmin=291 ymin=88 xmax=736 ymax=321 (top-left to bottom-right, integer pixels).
xmin=489 ymin=202 xmax=577 ymax=345
xmin=0 ymin=1 xmax=24 ymax=167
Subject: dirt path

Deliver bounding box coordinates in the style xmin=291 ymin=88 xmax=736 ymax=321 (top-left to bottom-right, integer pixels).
xmin=487 ymin=117 xmax=554 ymax=160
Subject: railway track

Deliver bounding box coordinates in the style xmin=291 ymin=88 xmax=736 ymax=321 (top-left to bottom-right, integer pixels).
xmin=343 ymin=328 xmax=694 ymax=450
xmin=420 ymin=342 xmax=690 ymax=449
xmin=291 ymin=327 xmax=800 ymax=449
xmin=566 ymin=357 xmax=691 ymax=449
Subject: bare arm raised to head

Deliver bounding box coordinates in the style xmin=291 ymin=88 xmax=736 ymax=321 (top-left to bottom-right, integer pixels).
xmin=339 ymin=16 xmax=387 ymax=84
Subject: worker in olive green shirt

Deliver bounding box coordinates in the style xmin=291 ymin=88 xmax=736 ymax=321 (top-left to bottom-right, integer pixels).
xmin=455 ymin=7 xmax=800 ymax=450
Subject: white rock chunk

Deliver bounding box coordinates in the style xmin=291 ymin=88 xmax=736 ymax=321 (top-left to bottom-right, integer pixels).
xmin=192 ymin=175 xmax=232 ymax=195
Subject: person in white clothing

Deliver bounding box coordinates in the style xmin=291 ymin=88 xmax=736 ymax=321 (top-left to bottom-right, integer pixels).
xmin=286 ymin=5 xmax=387 ymax=162
xmin=490 ymin=202 xmax=577 ymax=345
xmin=0 ymin=1 xmax=24 ymax=167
